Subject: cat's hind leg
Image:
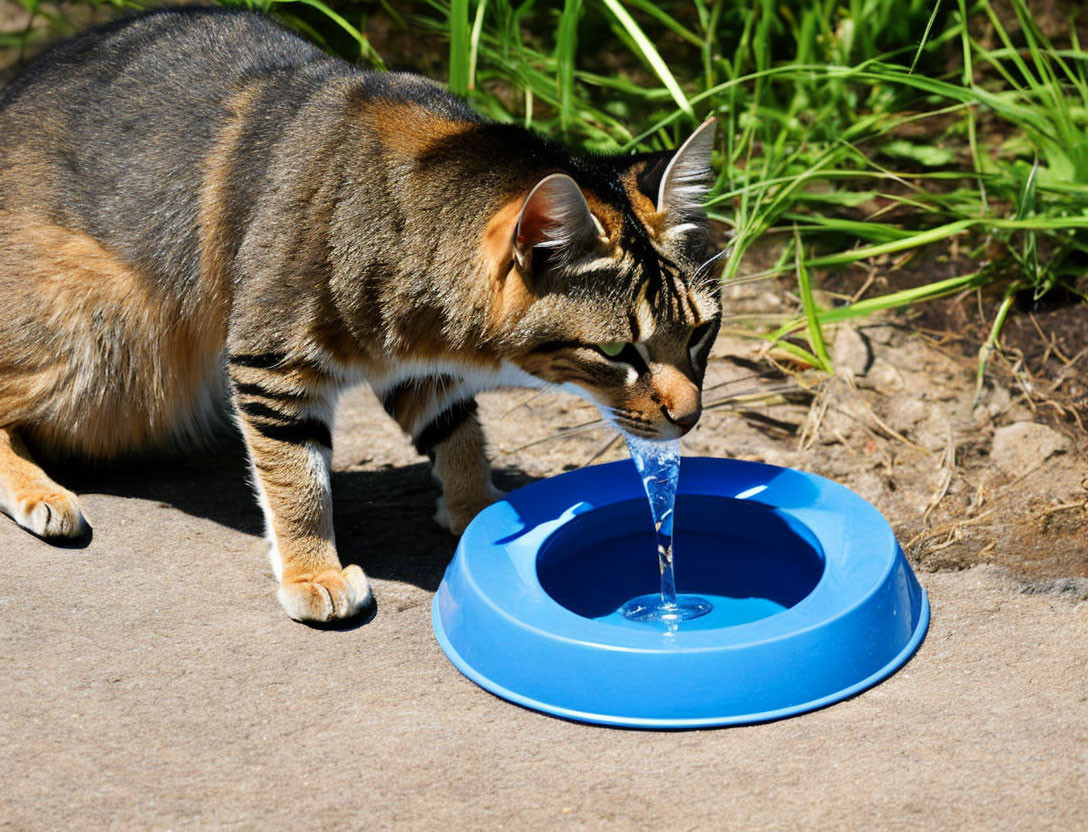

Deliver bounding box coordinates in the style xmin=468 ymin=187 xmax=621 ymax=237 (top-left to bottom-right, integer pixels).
xmin=0 ymin=427 xmax=87 ymax=539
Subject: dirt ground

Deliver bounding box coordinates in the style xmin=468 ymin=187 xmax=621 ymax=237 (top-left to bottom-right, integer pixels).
xmin=2 ymin=312 xmax=1087 ymax=830
xmin=3 ymin=3 xmax=1088 ymax=828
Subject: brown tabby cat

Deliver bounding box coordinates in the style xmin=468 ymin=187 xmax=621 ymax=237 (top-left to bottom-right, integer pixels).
xmin=0 ymin=7 xmax=721 ymax=623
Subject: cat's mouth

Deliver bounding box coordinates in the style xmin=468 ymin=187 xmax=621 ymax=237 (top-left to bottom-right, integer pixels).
xmin=565 ymin=386 xmax=686 ymax=441
xmin=605 ymin=408 xmax=669 ymax=441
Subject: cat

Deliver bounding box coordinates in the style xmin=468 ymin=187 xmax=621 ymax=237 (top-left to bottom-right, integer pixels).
xmin=0 ymin=6 xmax=722 ymax=623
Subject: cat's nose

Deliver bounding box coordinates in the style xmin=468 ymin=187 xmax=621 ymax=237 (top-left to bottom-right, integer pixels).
xmin=660 ymin=403 xmax=701 ymax=434
xmin=654 ymin=368 xmax=701 ymax=435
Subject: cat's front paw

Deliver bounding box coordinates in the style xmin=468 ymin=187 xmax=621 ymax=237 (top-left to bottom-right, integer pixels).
xmin=8 ymin=486 xmax=88 ymax=539
xmin=277 ymin=565 xmax=373 ymax=623
xmin=434 ymin=485 xmax=506 ymax=536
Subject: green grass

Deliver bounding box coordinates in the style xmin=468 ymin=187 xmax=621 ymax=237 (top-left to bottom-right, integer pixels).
xmin=8 ymin=0 xmax=1086 ymax=379
xmin=419 ymin=0 xmax=1087 ymax=378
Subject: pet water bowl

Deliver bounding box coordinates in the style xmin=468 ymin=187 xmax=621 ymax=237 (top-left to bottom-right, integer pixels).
xmin=432 ymin=457 xmax=929 ymax=729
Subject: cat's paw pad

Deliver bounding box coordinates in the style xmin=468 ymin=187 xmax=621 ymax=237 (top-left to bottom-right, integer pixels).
xmin=277 ymin=565 xmax=373 ymax=623
xmin=13 ymin=488 xmax=88 ymax=539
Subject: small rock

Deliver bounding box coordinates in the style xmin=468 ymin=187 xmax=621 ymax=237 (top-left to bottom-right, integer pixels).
xmin=757 ymin=290 xmax=783 ymax=308
xmin=979 ymin=384 xmax=1011 ymax=419
xmin=831 ymin=325 xmax=871 ymax=377
xmin=990 ymin=422 xmax=1070 ymax=476
xmin=862 ymin=324 xmax=897 ymax=345
xmin=885 ymin=395 xmax=928 ymax=434
xmin=866 ymin=359 xmax=905 ymax=395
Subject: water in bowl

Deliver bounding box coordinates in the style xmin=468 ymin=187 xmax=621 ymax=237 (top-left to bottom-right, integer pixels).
xmin=620 ymin=435 xmax=713 ymax=625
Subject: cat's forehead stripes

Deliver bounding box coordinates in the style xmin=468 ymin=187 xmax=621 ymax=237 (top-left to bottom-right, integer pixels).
xmin=572 ymin=179 xmax=700 ymax=324
xmin=564 ymin=187 xmax=712 ymax=338
xmin=617 ymin=208 xmax=700 ymax=326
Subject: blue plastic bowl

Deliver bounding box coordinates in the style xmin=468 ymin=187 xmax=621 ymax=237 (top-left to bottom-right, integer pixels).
xmin=432 ymin=457 xmax=929 ymax=729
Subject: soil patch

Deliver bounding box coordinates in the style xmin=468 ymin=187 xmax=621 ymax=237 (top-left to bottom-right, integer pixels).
xmin=714 ymin=237 xmax=1086 ymax=591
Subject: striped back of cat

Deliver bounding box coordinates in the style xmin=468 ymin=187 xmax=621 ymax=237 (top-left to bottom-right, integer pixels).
xmin=0 ymin=7 xmax=721 ymax=623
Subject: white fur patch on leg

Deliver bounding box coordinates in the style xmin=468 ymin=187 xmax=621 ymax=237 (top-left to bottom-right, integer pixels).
xmin=247 ymin=462 xmax=284 ymax=581
xmin=266 ymin=539 xmax=283 ymax=582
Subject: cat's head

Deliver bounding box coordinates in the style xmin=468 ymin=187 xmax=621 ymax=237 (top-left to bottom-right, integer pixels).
xmin=489 ymin=120 xmax=721 ymax=440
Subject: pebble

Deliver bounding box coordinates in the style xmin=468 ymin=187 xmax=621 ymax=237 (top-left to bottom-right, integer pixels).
xmin=831 ymin=325 xmax=871 ymax=377
xmin=989 ymin=421 xmax=1071 ymax=476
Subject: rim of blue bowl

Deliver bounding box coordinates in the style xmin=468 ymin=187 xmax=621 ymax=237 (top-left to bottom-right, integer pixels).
xmin=452 ymin=458 xmax=904 ymax=652
xmin=432 ymin=586 xmax=929 ymax=729
xmin=432 ymin=457 xmax=930 ymax=728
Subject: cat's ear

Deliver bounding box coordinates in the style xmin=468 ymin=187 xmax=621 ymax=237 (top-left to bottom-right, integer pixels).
xmin=514 ymin=173 xmax=603 ymax=270
xmin=631 ymin=118 xmax=717 ymax=221
xmin=656 ymin=117 xmax=716 ymax=216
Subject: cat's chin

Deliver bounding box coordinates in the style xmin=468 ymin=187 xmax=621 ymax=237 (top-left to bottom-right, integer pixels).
xmin=601 ymin=416 xmax=672 ymax=443
xmin=621 ymin=430 xmax=672 ymax=443
xmin=616 ymin=419 xmax=690 ymax=442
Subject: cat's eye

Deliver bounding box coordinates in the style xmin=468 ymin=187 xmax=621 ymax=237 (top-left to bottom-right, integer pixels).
xmin=592 ymin=341 xmax=651 ymax=375
xmin=689 ymin=322 xmax=715 ymax=349
xmin=688 ymin=320 xmax=718 ymax=367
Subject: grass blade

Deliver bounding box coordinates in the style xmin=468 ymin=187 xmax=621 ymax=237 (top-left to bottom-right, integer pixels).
xmin=448 ymin=0 xmax=469 ymax=95
xmin=598 ymin=0 xmax=694 ymax=117
xmin=794 ymin=229 xmax=833 ymax=375
xmin=556 ymin=0 xmax=582 ymax=133
xmin=272 ymin=0 xmax=386 ymax=67
xmin=467 ymin=0 xmax=489 ymax=91
xmin=771 ymin=271 xmax=991 ymax=342
xmin=908 ymin=0 xmax=943 ymax=74
xmin=974 ymin=283 xmax=1019 ymax=406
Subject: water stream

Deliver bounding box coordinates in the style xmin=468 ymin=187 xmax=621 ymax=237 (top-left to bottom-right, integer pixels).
xmin=620 ymin=435 xmax=713 ymax=625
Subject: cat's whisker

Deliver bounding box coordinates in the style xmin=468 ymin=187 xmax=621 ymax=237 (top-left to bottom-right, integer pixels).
xmin=583 ymin=433 xmax=624 ymax=467
xmin=692 ymin=247 xmax=730 ymax=282
xmin=607 ymin=410 xmax=660 ymax=439
xmin=502 ymin=420 xmax=611 ymax=455
xmin=607 ymin=410 xmax=654 ymax=429
xmin=599 ymin=408 xmax=633 ymax=431
xmin=721 ymin=271 xmax=780 ymax=288
xmin=700 ymin=370 xmax=783 ymax=395
xmin=497 ymin=389 xmax=549 ymax=419
xmin=702 ymin=383 xmax=807 ymax=411
xmin=597 ymin=407 xmax=661 ymax=439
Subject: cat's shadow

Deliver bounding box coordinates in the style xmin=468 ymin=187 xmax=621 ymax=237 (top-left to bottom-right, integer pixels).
xmin=56 ymin=440 xmax=538 ymax=594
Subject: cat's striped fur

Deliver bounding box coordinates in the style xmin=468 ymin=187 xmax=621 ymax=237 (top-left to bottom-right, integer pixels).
xmin=0 ymin=7 xmax=721 ymax=623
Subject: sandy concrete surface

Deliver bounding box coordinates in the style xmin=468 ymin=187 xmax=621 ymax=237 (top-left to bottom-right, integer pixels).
xmin=2 ymin=387 xmax=1087 ymax=831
